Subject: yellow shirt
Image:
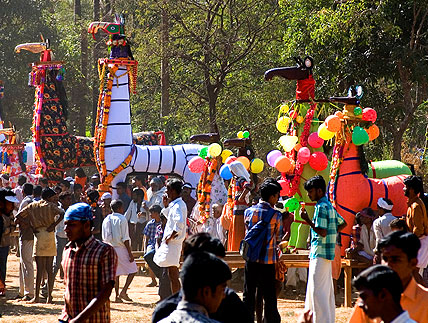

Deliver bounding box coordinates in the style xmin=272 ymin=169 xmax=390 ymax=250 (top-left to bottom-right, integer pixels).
xmin=406 ymin=196 xmax=428 ymax=237
xmin=348 ymin=277 xmax=428 ymax=323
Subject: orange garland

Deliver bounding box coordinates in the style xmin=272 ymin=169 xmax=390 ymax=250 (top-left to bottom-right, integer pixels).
xmin=196 ymin=158 xmax=218 ymax=223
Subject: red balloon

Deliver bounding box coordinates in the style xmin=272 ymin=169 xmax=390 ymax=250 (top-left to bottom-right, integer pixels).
xmin=225 ymin=156 xmax=237 ymax=165
xmin=188 ymin=156 xmax=205 ymax=173
xmin=309 ymin=152 xmax=328 ymax=171
xmin=308 ymin=132 xmax=324 ymax=148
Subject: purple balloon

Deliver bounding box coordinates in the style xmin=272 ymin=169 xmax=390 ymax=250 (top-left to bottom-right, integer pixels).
xmin=267 ymin=150 xmax=283 ymax=167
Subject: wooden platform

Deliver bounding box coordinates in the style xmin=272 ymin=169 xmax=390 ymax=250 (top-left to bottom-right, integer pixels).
xmin=132 ymin=250 xmax=369 ymax=307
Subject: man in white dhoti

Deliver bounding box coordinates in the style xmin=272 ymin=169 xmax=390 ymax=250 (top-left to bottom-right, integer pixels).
xmin=102 ymin=199 xmax=138 ymax=303
xmin=300 ymin=176 xmax=346 ymax=323
xmin=153 ymin=178 xmax=187 ymax=294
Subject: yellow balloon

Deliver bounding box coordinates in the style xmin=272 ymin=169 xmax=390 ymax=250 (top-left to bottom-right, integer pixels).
xmin=317 ymin=123 xmax=335 ymax=140
xmin=279 ymin=135 xmax=298 ymax=152
xmin=280 ymin=104 xmax=289 ymax=114
xmin=250 ymin=158 xmax=264 ymax=173
xmin=221 ymin=149 xmax=233 ymax=162
xmin=208 ymin=143 xmax=222 ymax=157
xmin=276 ymin=116 xmax=291 ymax=134
xmin=237 ymin=131 xmax=244 ymax=139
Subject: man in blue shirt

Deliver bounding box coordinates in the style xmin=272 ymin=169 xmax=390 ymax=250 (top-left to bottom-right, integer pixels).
xmin=300 ymin=175 xmax=346 ymax=323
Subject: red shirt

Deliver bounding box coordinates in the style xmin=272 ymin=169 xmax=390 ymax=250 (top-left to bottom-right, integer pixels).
xmin=60 ymin=236 xmax=117 ymax=322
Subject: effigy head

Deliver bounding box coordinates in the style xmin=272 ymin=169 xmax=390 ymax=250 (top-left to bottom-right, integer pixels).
xmin=88 ymin=14 xmax=133 ymax=60
xmin=264 ymin=56 xmax=314 ymax=81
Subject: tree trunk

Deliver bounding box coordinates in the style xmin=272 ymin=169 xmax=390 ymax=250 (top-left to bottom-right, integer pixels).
xmin=207 ymin=84 xmax=219 ymax=134
xmin=160 ymin=1 xmax=170 ymax=117
xmin=392 ymin=129 xmax=405 ymax=161
xmin=91 ymin=0 xmax=101 ymax=136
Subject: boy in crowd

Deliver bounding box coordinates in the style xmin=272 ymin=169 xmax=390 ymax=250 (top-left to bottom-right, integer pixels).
xmin=144 ymin=205 xmax=163 ymax=287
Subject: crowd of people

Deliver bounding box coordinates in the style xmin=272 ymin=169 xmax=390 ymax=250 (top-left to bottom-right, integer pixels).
xmin=0 ymin=165 xmax=427 ymax=323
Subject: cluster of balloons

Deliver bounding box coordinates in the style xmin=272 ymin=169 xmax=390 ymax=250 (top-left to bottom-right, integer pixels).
xmin=237 ymin=130 xmax=250 ymax=139
xmin=276 ymin=104 xmax=304 ymax=134
xmin=351 ymin=106 xmax=379 ymax=145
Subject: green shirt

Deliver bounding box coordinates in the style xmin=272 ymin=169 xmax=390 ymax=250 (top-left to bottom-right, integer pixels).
xmin=309 ymin=196 xmax=345 ymax=261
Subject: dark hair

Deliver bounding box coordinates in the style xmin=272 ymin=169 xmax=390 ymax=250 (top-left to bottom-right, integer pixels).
xmin=360 ymin=207 xmax=375 ymax=218
xmin=183 ymin=233 xmax=226 ymax=260
xmin=73 ymin=183 xmax=82 ymax=191
xmin=110 ymin=199 xmax=123 ymax=213
xmin=166 ymin=178 xmax=183 ymax=195
xmin=377 ymin=231 xmax=420 ymax=261
xmin=54 ymin=186 xmax=62 ymax=194
xmin=86 ymin=189 xmax=100 ymax=203
xmin=304 ymin=175 xmax=326 ymax=194
xmin=132 ymin=188 xmax=144 ymax=197
xmin=60 ymin=179 xmax=71 ymax=189
xmin=75 ymin=167 xmax=86 ymax=178
xmin=403 ymin=175 xmax=424 ymax=195
xmin=18 ymin=175 xmax=27 ymax=186
xmin=39 ymin=178 xmax=49 ymax=185
xmin=353 ymin=265 xmax=403 ymax=305
xmin=42 ymin=188 xmax=56 ymax=200
xmin=59 ymin=191 xmax=72 ymax=201
xmin=260 ymin=179 xmax=281 ymax=201
xmin=180 ymin=251 xmax=231 ymax=302
xmin=0 ymin=188 xmax=17 ymax=202
xmin=149 ymin=204 xmax=162 ymax=214
xmin=132 ymin=175 xmax=144 ymax=183
xmin=116 ymin=182 xmax=127 ymax=189
xmin=160 ymin=214 xmax=167 ymax=223
xmin=389 ymin=218 xmax=408 ymax=232
xmin=33 ymin=185 xmax=42 ymax=197
xmin=22 ymin=183 xmax=34 ymax=196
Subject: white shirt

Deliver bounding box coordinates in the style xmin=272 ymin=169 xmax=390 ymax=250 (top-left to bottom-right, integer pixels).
xmin=372 ymin=213 xmax=396 ymax=243
xmin=163 ymin=197 xmax=187 ymax=243
xmin=147 ymin=187 xmax=166 ymax=208
xmin=124 ymin=200 xmax=145 ymax=224
xmin=102 ymin=212 xmax=131 ymax=248
xmin=55 ymin=204 xmax=67 ymax=239
xmin=358 ymin=224 xmax=376 ymax=257
xmin=390 ymin=310 xmax=416 ymax=323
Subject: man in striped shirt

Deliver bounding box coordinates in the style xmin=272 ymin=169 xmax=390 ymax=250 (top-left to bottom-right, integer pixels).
xmin=60 ymin=203 xmax=117 ymax=323
xmin=243 ymin=178 xmax=282 ymax=323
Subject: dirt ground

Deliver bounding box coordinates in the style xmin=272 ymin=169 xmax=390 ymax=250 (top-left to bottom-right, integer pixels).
xmin=0 ymin=254 xmax=353 ymax=322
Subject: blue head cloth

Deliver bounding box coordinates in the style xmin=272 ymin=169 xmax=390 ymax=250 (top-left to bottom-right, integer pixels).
xmin=64 ymin=203 xmax=93 ymax=222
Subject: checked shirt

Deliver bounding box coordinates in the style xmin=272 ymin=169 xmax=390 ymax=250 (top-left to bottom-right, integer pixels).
xmin=309 ymin=196 xmax=345 ymax=261
xmin=60 ymin=235 xmax=117 ymax=322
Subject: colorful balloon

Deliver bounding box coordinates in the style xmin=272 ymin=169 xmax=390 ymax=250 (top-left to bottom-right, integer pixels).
xmin=352 ymin=126 xmax=369 ymax=145
xmin=309 ymin=151 xmax=328 ymax=171
xmin=354 ymin=107 xmax=362 ymax=116
xmin=297 ymin=147 xmax=311 ymax=164
xmin=308 ymin=132 xmax=324 ymax=148
xmin=325 ymin=115 xmax=341 ymax=132
xmin=362 ymin=108 xmax=377 ymax=122
xmin=276 ymin=116 xmax=291 ymax=134
xmin=278 ymin=179 xmax=290 ymax=197
xmin=219 ymin=164 xmax=233 ymax=180
xmin=289 ymin=109 xmax=298 ymax=119
xmin=284 ymin=197 xmax=299 ymax=212
xmin=334 ymin=111 xmax=344 ymax=119
xmin=274 ymin=156 xmax=292 ymax=173
xmin=236 ymin=156 xmax=250 ymax=169
xmin=296 ymin=115 xmax=304 ymax=124
xmin=367 ymin=124 xmax=380 ymax=141
xmin=279 ymin=135 xmax=298 ymax=152
xmin=243 ymin=130 xmax=250 ymax=138
xmin=280 ymin=103 xmax=289 ymax=113
xmin=208 ymin=143 xmax=222 ymax=157
xmin=318 ymin=123 xmax=335 ymax=140
xmin=237 ymin=131 xmax=244 ymax=139
xmin=267 ymin=150 xmax=283 ymax=167
xmin=198 ymin=146 xmax=208 ymax=158
xmin=221 ymin=149 xmax=233 ymax=162
xmin=250 ymin=158 xmax=264 ymax=174
xmin=188 ymin=156 xmax=205 ymax=173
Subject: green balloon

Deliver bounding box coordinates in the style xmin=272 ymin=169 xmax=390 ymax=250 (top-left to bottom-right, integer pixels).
xmin=199 ymin=146 xmax=208 ymax=158
xmin=352 ymin=126 xmax=369 ymax=146
xmin=284 ymin=197 xmax=300 ymax=212
xmin=354 ymin=107 xmax=362 ymax=116
xmin=243 ymin=130 xmax=250 ymax=138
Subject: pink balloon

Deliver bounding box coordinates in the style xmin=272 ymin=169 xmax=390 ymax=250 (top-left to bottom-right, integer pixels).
xmin=267 ymin=150 xmax=283 ymax=167
xmin=309 ymin=151 xmax=328 ymax=171
xmin=308 ymin=132 xmax=324 ymax=148
xmin=188 ymin=156 xmax=205 ymax=173
xmin=225 ymin=156 xmax=237 ymax=165
xmin=297 ymin=147 xmax=311 ymax=164
xmin=278 ymin=180 xmax=290 ymax=197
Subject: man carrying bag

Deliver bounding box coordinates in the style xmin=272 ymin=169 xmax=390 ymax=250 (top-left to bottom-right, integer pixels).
xmin=241 ymin=178 xmax=282 ymax=323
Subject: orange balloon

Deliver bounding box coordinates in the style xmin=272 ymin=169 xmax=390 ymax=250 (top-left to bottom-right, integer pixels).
xmin=335 ymin=111 xmax=344 ymax=119
xmin=367 ymin=124 xmax=380 ymax=141
xmin=236 ymin=156 xmax=250 ymax=169
xmin=274 ymin=156 xmax=292 ymax=173
xmin=325 ymin=115 xmax=341 ymax=132
xmin=294 ymin=143 xmax=302 ymax=151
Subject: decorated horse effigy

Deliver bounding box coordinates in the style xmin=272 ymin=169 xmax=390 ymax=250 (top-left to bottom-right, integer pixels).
xmin=89 ymin=15 xmax=205 ymax=196
xmin=15 ymin=39 xmax=94 ymax=183
xmin=264 ymin=58 xmax=412 ymax=252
